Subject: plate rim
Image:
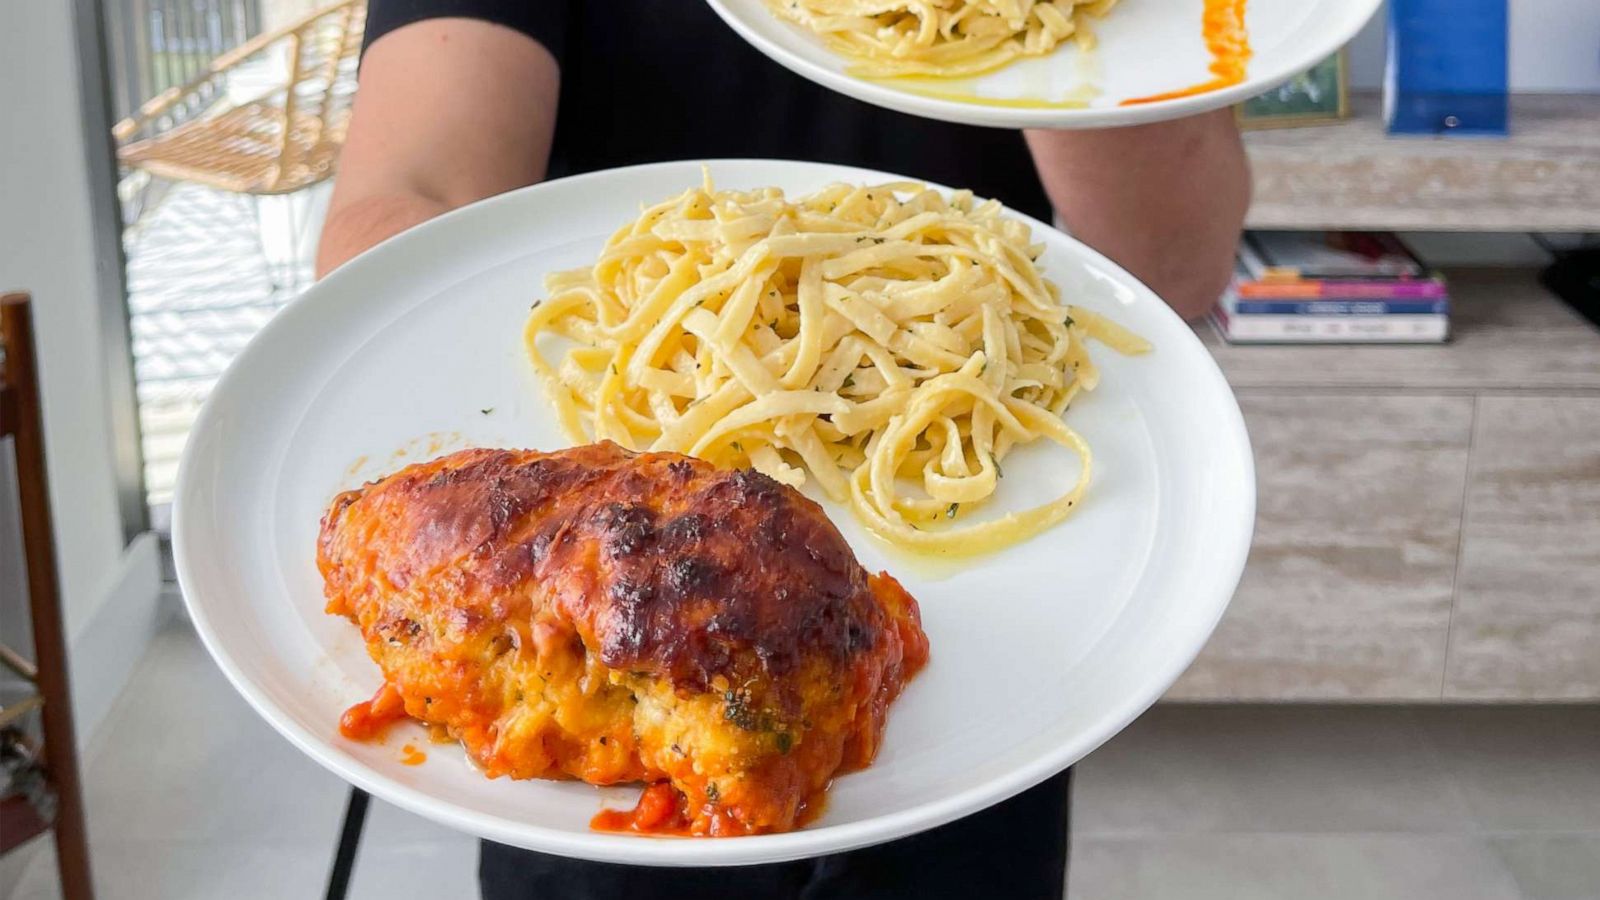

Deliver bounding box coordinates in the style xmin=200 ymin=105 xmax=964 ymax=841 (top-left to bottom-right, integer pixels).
xmin=703 ymin=0 xmax=1384 ymax=129
xmin=173 ymin=157 xmax=1255 ymax=866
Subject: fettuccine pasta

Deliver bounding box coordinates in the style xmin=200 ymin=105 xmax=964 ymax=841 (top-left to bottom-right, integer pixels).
xmin=768 ymin=0 xmax=1119 ymax=78
xmin=524 ymin=175 xmax=1148 ymax=555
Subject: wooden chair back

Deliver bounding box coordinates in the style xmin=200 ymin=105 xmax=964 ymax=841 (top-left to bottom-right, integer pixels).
xmin=0 ymin=292 xmax=95 ymax=900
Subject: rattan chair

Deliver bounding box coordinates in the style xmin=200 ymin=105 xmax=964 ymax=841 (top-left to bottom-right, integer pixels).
xmin=112 ymin=0 xmax=366 ymax=197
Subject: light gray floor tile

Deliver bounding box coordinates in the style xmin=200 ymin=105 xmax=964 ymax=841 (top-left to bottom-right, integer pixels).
xmin=1073 ymin=706 xmax=1475 ymax=835
xmin=343 ymin=800 xmax=483 ymax=897
xmin=347 ymin=841 xmax=480 ymax=900
xmin=339 ymin=794 xmax=476 ymax=890
xmin=9 ymin=841 xmax=61 ymax=900
xmin=1 ymin=835 xmax=50 ymax=900
xmin=80 ymin=620 xmax=347 ymax=845
xmin=1489 ymin=833 xmax=1600 ymax=900
xmin=360 ymin=797 xmax=481 ymax=848
xmin=1067 ymin=834 xmax=1524 ymax=900
xmin=1416 ymin=706 xmax=1600 ymax=832
xmin=12 ymin=839 xmax=334 ymax=900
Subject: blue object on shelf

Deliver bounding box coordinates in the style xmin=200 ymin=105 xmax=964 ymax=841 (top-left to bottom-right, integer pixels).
xmin=1385 ymin=0 xmax=1509 ymax=136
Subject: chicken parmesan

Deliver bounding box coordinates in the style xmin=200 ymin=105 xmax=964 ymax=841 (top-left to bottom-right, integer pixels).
xmin=319 ymin=442 xmax=928 ymax=836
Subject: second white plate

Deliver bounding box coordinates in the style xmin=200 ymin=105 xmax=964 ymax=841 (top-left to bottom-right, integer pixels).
xmin=706 ymin=0 xmax=1381 ymax=129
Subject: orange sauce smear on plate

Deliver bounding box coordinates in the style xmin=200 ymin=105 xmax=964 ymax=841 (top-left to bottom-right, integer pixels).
xmin=1122 ymin=0 xmax=1251 ymax=106
xmin=400 ymin=744 xmax=427 ymax=766
xmin=591 ymin=783 xmax=693 ymax=836
xmin=339 ymin=682 xmax=409 ymax=741
xmin=590 ymin=783 xmax=830 ymax=837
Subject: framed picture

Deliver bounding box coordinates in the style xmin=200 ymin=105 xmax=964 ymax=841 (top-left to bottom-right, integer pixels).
xmin=1236 ymin=51 xmax=1349 ymax=129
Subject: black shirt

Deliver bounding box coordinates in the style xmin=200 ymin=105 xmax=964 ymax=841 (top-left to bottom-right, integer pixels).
xmin=363 ymin=0 xmax=1055 ymax=222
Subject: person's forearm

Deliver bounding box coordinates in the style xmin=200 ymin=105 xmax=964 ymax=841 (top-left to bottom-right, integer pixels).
xmin=1025 ymin=110 xmax=1250 ymax=320
xmin=315 ymin=190 xmax=451 ymax=279
xmin=314 ymin=17 xmax=560 ymax=279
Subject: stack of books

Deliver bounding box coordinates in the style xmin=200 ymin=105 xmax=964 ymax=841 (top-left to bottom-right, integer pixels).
xmin=1212 ymin=232 xmax=1450 ymax=343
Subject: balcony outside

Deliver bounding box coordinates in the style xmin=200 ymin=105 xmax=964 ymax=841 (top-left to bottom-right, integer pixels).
xmin=109 ymin=0 xmax=351 ymax=512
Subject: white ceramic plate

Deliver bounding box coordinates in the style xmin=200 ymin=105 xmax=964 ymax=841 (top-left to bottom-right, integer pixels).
xmin=174 ymin=159 xmax=1253 ymax=867
xmin=706 ymin=0 xmax=1380 ymax=129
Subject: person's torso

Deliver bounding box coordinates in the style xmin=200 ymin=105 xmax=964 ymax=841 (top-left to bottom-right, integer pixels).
xmin=546 ymin=1 xmax=1052 ymax=220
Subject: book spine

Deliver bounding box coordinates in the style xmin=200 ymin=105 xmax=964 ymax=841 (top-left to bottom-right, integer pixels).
xmin=1236 ymin=280 xmax=1449 ymax=299
xmin=1229 ymin=299 xmax=1450 ymax=316
xmin=1237 ymin=239 xmax=1271 ymax=280
xmin=1214 ymin=309 xmax=1450 ymax=343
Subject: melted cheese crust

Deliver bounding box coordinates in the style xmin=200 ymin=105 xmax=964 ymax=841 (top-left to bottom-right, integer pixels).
xmin=320 ymin=443 xmax=928 ymax=834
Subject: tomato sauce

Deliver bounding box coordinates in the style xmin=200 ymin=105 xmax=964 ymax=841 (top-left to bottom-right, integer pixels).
xmin=1122 ymin=0 xmax=1251 ymax=106
xmin=400 ymin=744 xmax=428 ymax=766
xmin=590 ymin=782 xmax=832 ymax=837
xmin=591 ymin=783 xmax=693 ymax=836
xmin=339 ymin=682 xmax=409 ymax=741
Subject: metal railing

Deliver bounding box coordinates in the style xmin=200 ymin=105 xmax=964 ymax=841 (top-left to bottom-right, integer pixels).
xmin=103 ymin=0 xmax=262 ymax=126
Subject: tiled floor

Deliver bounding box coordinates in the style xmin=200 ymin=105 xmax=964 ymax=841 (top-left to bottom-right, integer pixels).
xmin=9 ymin=618 xmax=1599 ymax=900
xmin=6 ymin=614 xmax=474 ymax=900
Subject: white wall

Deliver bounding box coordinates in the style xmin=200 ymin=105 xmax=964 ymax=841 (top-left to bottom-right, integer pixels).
xmin=1347 ymin=0 xmax=1600 ymax=92
xmin=0 ymin=1 xmax=163 ymax=738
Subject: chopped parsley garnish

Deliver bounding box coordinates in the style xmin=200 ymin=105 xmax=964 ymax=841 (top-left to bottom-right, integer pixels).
xmin=723 ymin=690 xmax=759 ymax=731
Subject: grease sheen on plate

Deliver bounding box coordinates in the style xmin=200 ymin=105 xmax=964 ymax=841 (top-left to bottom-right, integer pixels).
xmin=174 ymin=159 xmax=1254 ymax=866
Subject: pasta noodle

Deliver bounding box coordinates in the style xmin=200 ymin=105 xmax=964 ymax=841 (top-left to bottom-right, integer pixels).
xmin=524 ymin=174 xmax=1149 ymax=556
xmin=767 ymin=0 xmax=1120 ymax=78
